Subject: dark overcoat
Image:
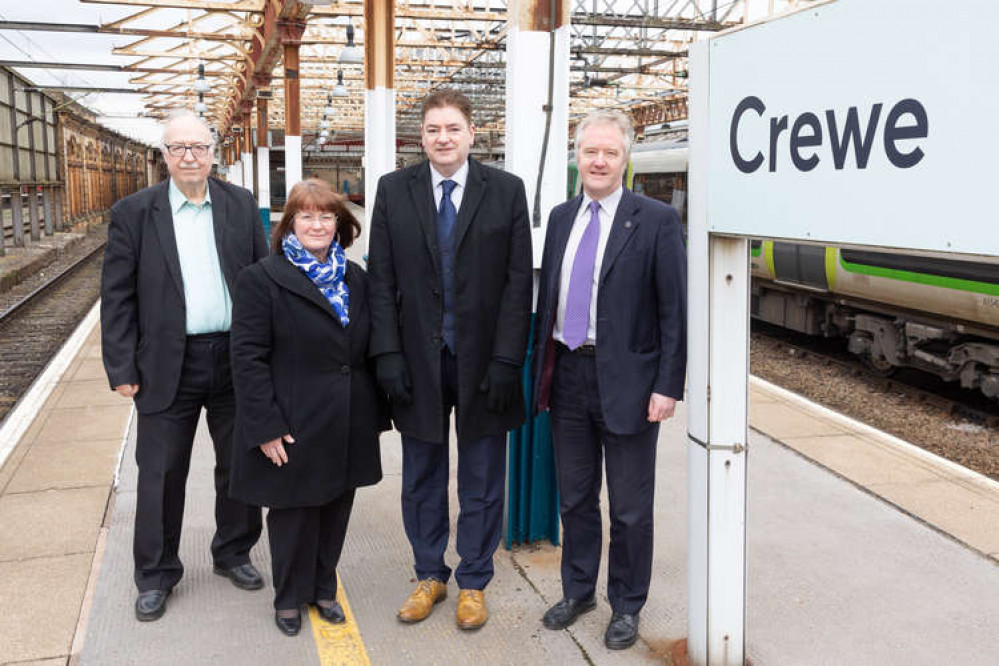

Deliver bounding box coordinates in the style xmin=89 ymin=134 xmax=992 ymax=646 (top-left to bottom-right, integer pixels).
xmin=532 ymin=188 xmax=688 ymax=435
xmin=229 ymin=254 xmax=385 ymax=509
xmin=101 ymin=177 xmax=268 ymax=414
xmin=367 ymin=158 xmax=533 ymax=443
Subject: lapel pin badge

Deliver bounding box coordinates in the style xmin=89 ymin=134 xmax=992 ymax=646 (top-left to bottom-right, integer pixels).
xmin=624 ymin=221 xmax=633 ymax=229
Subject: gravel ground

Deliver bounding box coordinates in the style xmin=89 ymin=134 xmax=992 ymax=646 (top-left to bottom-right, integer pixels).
xmin=751 ymin=330 xmax=999 ymax=481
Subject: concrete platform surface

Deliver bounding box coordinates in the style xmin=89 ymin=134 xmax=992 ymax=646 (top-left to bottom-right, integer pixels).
xmin=77 ymin=401 xmax=999 ymax=665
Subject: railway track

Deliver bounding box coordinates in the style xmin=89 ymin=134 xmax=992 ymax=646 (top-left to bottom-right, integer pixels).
xmin=0 ymin=242 xmax=105 ymax=423
xmin=751 ymin=321 xmax=999 ymax=480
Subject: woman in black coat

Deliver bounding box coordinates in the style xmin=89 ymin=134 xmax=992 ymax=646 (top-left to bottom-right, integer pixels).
xmin=230 ymin=179 xmax=385 ymax=636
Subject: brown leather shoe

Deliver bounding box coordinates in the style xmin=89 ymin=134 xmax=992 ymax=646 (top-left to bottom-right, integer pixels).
xmin=397 ymin=578 xmax=447 ymax=623
xmin=456 ymin=589 xmax=488 ymax=630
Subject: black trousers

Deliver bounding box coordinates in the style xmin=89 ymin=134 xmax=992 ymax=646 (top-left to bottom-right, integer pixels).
xmin=400 ymin=349 xmax=506 ymax=590
xmin=267 ymin=490 xmax=356 ymax=611
xmin=133 ymin=333 xmax=262 ymax=592
xmin=550 ymin=347 xmax=659 ymax=615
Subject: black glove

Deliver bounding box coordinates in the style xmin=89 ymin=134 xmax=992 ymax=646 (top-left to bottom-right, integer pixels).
xmin=478 ymin=360 xmax=521 ymax=413
xmin=376 ymin=352 xmax=412 ymax=406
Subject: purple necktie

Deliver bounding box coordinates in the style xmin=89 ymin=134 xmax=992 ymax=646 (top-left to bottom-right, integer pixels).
xmin=562 ymin=201 xmax=601 ymax=350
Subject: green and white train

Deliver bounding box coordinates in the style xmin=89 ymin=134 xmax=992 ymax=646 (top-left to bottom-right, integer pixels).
xmin=569 ymin=138 xmax=999 ymax=401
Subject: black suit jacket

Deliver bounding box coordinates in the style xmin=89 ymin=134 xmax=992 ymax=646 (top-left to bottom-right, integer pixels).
xmin=367 ymin=158 xmax=533 ymax=443
xmin=228 ymin=255 xmax=385 ymax=509
xmin=532 ymin=188 xmax=687 ymax=435
xmin=100 ymin=177 xmax=268 ymax=415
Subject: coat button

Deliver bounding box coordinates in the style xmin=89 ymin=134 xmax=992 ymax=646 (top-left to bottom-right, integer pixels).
xmin=431 ymin=288 xmax=440 ymax=297
xmin=340 ymin=365 xmax=350 ymax=374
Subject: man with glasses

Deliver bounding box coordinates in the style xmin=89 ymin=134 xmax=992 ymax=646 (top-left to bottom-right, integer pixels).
xmin=101 ymin=110 xmax=268 ymax=621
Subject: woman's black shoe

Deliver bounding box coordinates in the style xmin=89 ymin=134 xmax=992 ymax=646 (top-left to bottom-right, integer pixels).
xmin=317 ymin=600 xmax=346 ymax=624
xmin=275 ymin=610 xmax=302 ymax=636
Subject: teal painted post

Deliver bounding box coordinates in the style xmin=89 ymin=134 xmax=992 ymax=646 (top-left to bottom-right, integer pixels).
xmin=505 ymin=313 xmax=560 ymax=548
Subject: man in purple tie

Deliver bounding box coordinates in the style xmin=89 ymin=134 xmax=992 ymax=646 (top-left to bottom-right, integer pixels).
xmin=531 ymin=110 xmax=687 ymax=650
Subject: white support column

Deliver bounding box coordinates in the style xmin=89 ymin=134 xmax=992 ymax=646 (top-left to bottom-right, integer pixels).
xmin=687 ymin=40 xmax=749 ymax=666
xmin=242 ymin=150 xmax=253 ymax=192
xmin=285 ymin=136 xmax=302 ymax=199
xmin=504 ymin=0 xmax=570 ymax=269
xmin=230 ymin=159 xmax=243 ymax=188
xmin=362 ymin=0 xmax=396 ymax=253
xmin=364 ymin=87 xmax=395 ymax=243
xmin=258 ymin=145 xmax=270 ymax=215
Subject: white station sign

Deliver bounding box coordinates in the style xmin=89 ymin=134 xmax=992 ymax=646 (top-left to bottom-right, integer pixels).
xmin=706 ymin=0 xmax=999 ymax=257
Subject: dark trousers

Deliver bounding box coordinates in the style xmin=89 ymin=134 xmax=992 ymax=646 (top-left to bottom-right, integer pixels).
xmin=266 ymin=490 xmax=356 ymax=610
xmin=401 ymin=349 xmax=506 ymax=590
xmin=133 ymin=333 xmax=262 ymax=592
xmin=550 ymin=348 xmax=659 ymax=615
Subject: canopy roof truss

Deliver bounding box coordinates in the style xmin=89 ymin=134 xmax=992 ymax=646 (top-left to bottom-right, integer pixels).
xmin=66 ymin=0 xmax=768 ymax=147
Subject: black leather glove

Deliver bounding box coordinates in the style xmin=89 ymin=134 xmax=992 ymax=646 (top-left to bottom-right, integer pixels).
xmin=478 ymin=360 xmax=521 ymax=413
xmin=376 ymin=352 xmax=412 ymax=406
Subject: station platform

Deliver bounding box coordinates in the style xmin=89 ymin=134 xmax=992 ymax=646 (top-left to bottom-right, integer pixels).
xmin=2 ymin=306 xmax=999 ymax=664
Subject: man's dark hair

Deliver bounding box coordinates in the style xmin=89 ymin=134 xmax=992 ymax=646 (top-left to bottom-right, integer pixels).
xmin=421 ymin=89 xmax=474 ymax=126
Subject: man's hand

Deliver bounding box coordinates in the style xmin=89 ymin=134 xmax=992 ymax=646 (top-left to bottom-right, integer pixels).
xmin=114 ymin=384 xmax=139 ymax=398
xmin=478 ymin=361 xmax=521 ymax=413
xmin=647 ymin=393 xmax=677 ymax=422
xmin=375 ymin=352 xmax=412 ymax=406
xmin=260 ymin=434 xmax=295 ymax=467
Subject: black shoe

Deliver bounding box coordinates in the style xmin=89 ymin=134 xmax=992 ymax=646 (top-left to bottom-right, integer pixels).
xmin=605 ymin=612 xmax=640 ymax=650
xmin=274 ymin=610 xmax=302 ymax=636
xmin=213 ymin=563 xmax=264 ymax=590
xmin=317 ymin=600 xmax=346 ymax=624
xmin=542 ymin=596 xmax=597 ymax=630
xmin=135 ymin=589 xmax=171 ymax=622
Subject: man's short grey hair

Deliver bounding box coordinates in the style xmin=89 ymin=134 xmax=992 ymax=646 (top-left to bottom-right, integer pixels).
xmin=159 ymin=110 xmax=215 ymax=148
xmin=573 ymin=109 xmax=635 ymax=158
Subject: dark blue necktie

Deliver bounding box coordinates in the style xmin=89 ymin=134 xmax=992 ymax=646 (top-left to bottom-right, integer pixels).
xmin=437 ymin=179 xmax=457 ymax=351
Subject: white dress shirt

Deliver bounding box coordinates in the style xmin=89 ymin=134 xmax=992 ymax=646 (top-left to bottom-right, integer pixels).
xmin=553 ymin=186 xmax=623 ymax=346
xmin=430 ymin=161 xmax=469 ymax=212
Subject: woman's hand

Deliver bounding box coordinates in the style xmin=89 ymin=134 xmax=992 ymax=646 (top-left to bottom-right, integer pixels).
xmin=260 ymin=434 xmax=296 ymax=467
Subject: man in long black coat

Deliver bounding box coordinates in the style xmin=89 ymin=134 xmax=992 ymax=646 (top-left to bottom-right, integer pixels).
xmin=101 ymin=111 xmax=266 ymax=622
xmin=368 ymin=89 xmax=532 ymax=630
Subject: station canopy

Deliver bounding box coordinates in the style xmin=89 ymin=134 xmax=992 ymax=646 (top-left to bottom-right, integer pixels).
xmin=0 ymin=0 xmax=764 ymax=147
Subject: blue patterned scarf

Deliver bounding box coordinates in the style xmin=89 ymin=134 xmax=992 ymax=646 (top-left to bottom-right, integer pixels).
xmin=282 ymin=233 xmax=350 ymax=327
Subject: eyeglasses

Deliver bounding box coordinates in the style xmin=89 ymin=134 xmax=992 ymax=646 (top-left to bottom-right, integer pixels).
xmin=163 ymin=143 xmax=213 ymax=158
xmin=295 ymin=213 xmax=337 ymax=226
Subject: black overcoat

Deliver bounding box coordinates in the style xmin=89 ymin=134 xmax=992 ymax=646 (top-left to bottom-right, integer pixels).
xmin=367 ymin=158 xmax=533 ymax=443
xmin=229 ymin=254 xmax=385 ymax=509
xmin=101 ymin=177 xmax=268 ymax=414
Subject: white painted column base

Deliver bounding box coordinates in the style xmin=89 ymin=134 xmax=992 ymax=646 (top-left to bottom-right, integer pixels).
xmin=363 ymin=87 xmax=396 ymax=252
xmin=229 ymin=160 xmax=243 ymax=187
xmin=505 ymin=25 xmax=569 ymax=269
xmin=285 ymin=135 xmax=302 ymax=202
xmin=241 ymin=151 xmax=253 ymax=193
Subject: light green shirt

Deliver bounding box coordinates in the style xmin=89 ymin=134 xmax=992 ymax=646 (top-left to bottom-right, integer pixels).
xmin=168 ymin=179 xmax=232 ymax=334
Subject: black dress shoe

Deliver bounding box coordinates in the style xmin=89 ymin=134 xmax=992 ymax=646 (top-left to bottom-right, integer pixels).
xmin=605 ymin=612 xmax=640 ymax=650
xmin=213 ymin=563 xmax=264 ymax=590
xmin=542 ymin=596 xmax=597 ymax=630
xmin=316 ymin=600 xmax=346 ymax=624
xmin=135 ymin=589 xmax=171 ymax=622
xmin=274 ymin=611 xmax=302 ymax=636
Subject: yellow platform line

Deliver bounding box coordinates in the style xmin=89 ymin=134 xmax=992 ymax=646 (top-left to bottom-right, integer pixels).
xmin=308 ymin=574 xmax=371 ymax=666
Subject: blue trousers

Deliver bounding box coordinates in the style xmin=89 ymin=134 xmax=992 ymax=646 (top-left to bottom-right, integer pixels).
xmin=401 ymin=349 xmax=506 ymax=590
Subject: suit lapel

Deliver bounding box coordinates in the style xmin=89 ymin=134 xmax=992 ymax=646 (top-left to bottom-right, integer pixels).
xmin=407 ymin=163 xmax=440 ymax=276
xmin=599 ymin=189 xmax=642 ymax=283
xmin=263 ymin=255 xmax=343 ymax=323
xmin=207 ymin=179 xmax=236 ymax=289
xmin=151 ymin=181 xmax=186 ymax=302
xmin=551 ymin=194 xmax=584 ymax=296
xmin=454 ymin=159 xmax=486 ymax=250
